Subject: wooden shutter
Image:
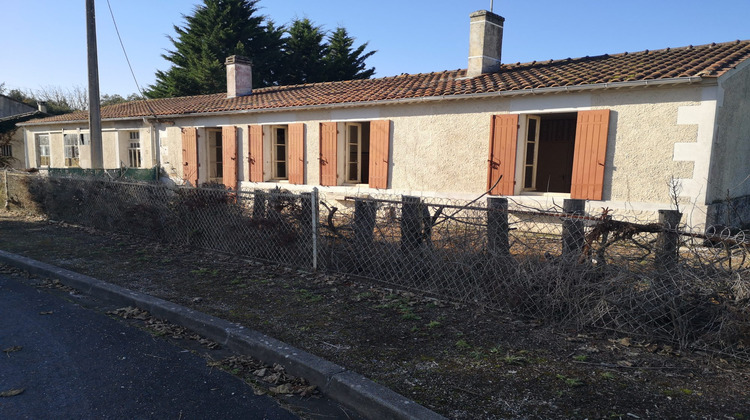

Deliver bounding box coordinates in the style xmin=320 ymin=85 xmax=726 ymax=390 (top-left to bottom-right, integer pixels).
xmin=248 ymin=124 xmax=263 ymax=182
xmin=221 ymin=126 xmax=238 ymax=191
xmin=487 ymin=114 xmax=518 ymax=195
xmin=369 ymin=120 xmax=390 ymax=189
xmin=181 ymin=127 xmax=198 ymax=186
xmin=319 ymin=122 xmax=338 ymax=186
xmin=288 ymin=123 xmax=305 ymax=184
xmin=570 ymin=110 xmax=610 ymax=200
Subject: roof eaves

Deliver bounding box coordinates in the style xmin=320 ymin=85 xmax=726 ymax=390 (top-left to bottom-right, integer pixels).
xmin=0 ymin=110 xmax=45 ymax=124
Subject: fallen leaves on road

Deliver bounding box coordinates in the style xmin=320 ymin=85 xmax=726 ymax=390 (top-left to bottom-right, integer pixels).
xmin=109 ymin=306 xmax=220 ymax=349
xmin=3 ymin=346 xmax=22 ymax=355
xmin=39 ymin=311 xmax=53 ymax=315
xmin=210 ymin=356 xmax=319 ymax=397
xmin=0 ymin=388 xmax=25 ymax=397
xmin=108 ymin=306 xmax=149 ymax=320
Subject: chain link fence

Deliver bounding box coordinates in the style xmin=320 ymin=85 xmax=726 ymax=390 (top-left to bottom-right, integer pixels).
xmin=2 ymin=171 xmax=749 ymax=359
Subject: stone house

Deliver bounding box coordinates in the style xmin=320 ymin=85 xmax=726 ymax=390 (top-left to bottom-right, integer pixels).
xmin=17 ymin=10 xmax=750 ymax=227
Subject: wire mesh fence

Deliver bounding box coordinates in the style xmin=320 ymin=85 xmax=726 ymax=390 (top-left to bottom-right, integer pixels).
xmin=6 ymin=173 xmax=316 ymax=268
xmin=2 ymin=171 xmax=749 ymax=359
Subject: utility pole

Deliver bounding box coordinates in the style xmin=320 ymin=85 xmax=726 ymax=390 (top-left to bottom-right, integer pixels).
xmin=86 ymin=0 xmax=103 ymax=169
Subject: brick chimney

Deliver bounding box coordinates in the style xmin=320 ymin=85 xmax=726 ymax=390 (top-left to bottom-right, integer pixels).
xmin=225 ymin=55 xmax=253 ymax=98
xmin=467 ymin=10 xmax=505 ymax=77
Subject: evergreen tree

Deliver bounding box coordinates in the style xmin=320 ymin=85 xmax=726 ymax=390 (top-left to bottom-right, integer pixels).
xmin=324 ymin=27 xmax=376 ymax=81
xmin=146 ymin=1 xmax=377 ymax=97
xmin=146 ymin=0 xmax=282 ymax=98
xmin=280 ymin=19 xmax=327 ymax=85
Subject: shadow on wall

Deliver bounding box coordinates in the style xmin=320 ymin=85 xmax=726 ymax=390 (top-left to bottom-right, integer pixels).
xmin=601 ymin=110 xmax=618 ymax=201
xmin=706 ymin=194 xmax=750 ymax=230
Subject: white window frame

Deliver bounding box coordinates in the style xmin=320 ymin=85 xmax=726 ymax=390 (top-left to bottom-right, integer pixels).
xmin=63 ymin=133 xmax=83 ymax=167
xmin=36 ymin=134 xmax=50 ymax=167
xmin=522 ymin=115 xmax=541 ymax=191
xmin=271 ymin=125 xmax=288 ymax=180
xmin=345 ymin=122 xmax=363 ymax=184
xmin=128 ymin=131 xmax=141 ymax=168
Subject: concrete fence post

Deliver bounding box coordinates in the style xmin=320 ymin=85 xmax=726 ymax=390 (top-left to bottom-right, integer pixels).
xmin=354 ymin=198 xmax=377 ymax=248
xmin=655 ymin=209 xmax=683 ymax=271
xmin=562 ymin=199 xmax=586 ymax=259
xmin=487 ymin=197 xmax=509 ymax=255
xmin=401 ymin=195 xmax=422 ymax=252
xmin=252 ymin=189 xmax=266 ymax=219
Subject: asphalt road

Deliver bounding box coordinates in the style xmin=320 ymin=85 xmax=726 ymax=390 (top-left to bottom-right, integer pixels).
xmin=0 ymin=273 xmax=299 ymax=420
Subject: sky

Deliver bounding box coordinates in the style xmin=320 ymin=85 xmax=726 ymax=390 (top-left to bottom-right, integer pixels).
xmin=2 ymin=0 xmax=750 ymax=97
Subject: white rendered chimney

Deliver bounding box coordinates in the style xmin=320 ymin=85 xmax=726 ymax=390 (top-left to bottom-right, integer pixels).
xmin=467 ymin=10 xmax=505 ymax=77
xmin=225 ymin=55 xmax=253 ymax=98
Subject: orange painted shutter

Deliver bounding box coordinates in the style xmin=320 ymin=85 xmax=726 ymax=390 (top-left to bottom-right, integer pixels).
xmin=221 ymin=126 xmax=238 ymax=191
xmin=288 ymin=123 xmax=305 ymax=184
xmin=369 ymin=120 xmax=390 ymax=189
xmin=487 ymin=114 xmax=518 ymax=195
xmin=181 ymin=127 xmax=199 ymax=186
xmin=570 ymin=110 xmax=610 ymax=200
xmin=248 ymin=124 xmax=263 ymax=182
xmin=319 ymin=122 xmax=338 ymax=186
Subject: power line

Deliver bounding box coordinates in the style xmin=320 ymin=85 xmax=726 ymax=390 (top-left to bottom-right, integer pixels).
xmin=105 ymin=0 xmax=158 ymax=118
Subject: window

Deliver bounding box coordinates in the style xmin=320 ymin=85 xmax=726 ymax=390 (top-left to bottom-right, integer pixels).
xmin=271 ymin=126 xmax=288 ymax=179
xmin=63 ymin=133 xmax=82 ymax=167
xmin=319 ymin=120 xmax=389 ymax=188
xmin=345 ymin=122 xmax=370 ymax=184
xmin=36 ymin=134 xmax=50 ymax=166
xmin=0 ymin=144 xmax=11 ymax=157
xmin=207 ymin=129 xmax=223 ymax=183
xmin=522 ymin=113 xmax=577 ymax=193
xmin=487 ymin=110 xmax=610 ymax=200
xmin=128 ymin=131 xmax=141 ymax=168
xmin=249 ymin=123 xmax=304 ymax=184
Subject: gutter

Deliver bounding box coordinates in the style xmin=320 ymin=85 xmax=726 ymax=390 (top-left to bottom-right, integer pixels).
xmin=18 ymin=76 xmax=707 ymax=126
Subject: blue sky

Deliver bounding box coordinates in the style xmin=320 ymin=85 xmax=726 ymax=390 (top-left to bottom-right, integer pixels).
xmin=2 ymin=0 xmax=750 ymax=97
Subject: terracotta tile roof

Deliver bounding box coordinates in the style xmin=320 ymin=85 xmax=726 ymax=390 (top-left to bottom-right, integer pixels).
xmin=26 ymin=40 xmax=750 ymax=124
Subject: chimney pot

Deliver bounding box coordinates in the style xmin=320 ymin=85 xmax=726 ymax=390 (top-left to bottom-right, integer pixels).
xmin=467 ymin=10 xmax=505 ymax=77
xmin=226 ymin=55 xmax=253 ymax=98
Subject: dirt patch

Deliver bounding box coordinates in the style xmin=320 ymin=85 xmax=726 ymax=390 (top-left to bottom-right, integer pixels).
xmin=0 ymin=212 xmax=748 ymax=419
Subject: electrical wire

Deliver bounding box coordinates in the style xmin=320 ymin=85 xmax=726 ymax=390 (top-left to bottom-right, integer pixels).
xmin=105 ymin=0 xmax=158 ymax=119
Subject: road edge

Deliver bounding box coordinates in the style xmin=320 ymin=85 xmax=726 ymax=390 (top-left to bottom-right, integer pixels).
xmin=0 ymin=249 xmax=446 ymax=420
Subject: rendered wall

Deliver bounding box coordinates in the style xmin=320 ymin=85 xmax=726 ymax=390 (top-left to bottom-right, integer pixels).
xmin=23 ymin=83 xmax=717 ymax=224
xmin=152 ymin=85 xmax=709 ymax=208
xmin=22 ymin=121 xmax=154 ymax=170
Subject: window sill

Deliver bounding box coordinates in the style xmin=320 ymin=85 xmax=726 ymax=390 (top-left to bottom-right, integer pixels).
xmin=519 ymin=191 xmax=571 ymax=198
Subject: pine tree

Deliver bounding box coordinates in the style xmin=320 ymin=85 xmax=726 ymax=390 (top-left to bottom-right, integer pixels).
xmin=146 ymin=0 xmax=282 ymax=98
xmin=146 ymin=1 xmax=377 ymax=97
xmin=280 ymin=19 xmax=328 ymax=85
xmin=324 ymin=27 xmax=376 ymax=81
